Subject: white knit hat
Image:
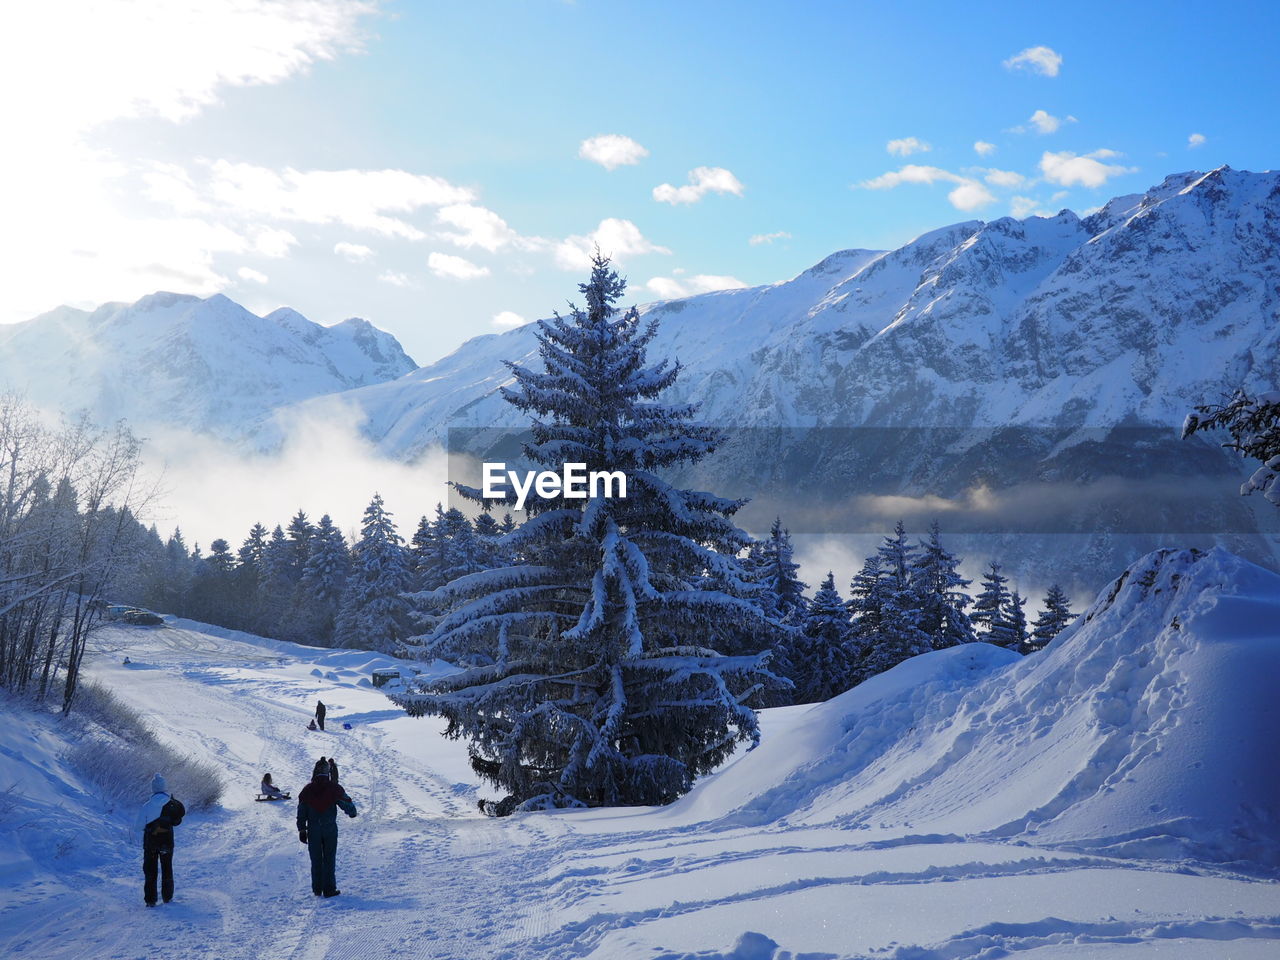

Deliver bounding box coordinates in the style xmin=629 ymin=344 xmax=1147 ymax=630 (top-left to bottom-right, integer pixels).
xmin=152 ymin=773 xmax=167 ymax=793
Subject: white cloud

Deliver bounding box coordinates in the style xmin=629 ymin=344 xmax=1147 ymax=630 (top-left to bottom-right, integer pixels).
xmin=136 ymin=402 xmax=451 ymax=563
xmin=1188 ymin=132 xmax=1207 ymax=148
xmin=1010 ymin=196 xmax=1040 ymax=218
xmin=974 ymin=141 xmax=997 ymax=156
xmin=435 ymin=203 xmax=532 ymax=252
xmin=1 ymin=1 xmax=372 ymax=141
xmin=377 ymin=271 xmax=412 ymax=288
xmin=947 ymin=181 xmax=999 ymax=212
xmin=1039 ymin=150 xmax=1137 ymax=189
xmin=860 ymin=166 xmax=956 ymax=189
xmin=0 ymin=0 xmax=379 ymax=324
xmin=1029 ymin=109 xmax=1063 ymax=134
xmin=1003 ymin=46 xmax=1063 ymax=77
xmin=858 ymin=165 xmax=997 ymax=211
xmin=749 ymin=231 xmax=792 ymax=246
xmin=428 ymin=252 xmax=490 ymax=281
xmin=252 ymin=226 xmax=297 ymax=258
xmin=578 ymin=134 xmax=650 ymax=170
xmin=984 ymin=169 xmax=1027 ymax=189
xmin=652 ymin=167 xmax=744 ymax=205
xmin=645 ymin=275 xmax=748 ymax=300
xmin=206 ymin=161 xmax=472 ymax=239
xmin=491 ymin=311 xmax=528 ymax=330
xmin=554 ymin=219 xmax=671 ymax=271
xmin=886 ymin=137 xmax=931 ymax=157
xmin=142 ymin=162 xmax=208 ymax=214
xmin=334 ymin=241 xmax=374 ymax=262
xmin=236 ymin=267 xmax=268 ymax=284
xmin=1009 ymin=110 xmax=1077 ymax=136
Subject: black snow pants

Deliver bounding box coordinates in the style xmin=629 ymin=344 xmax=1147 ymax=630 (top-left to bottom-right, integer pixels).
xmin=143 ymin=837 xmax=175 ymax=904
xmin=307 ymin=824 xmax=339 ymax=895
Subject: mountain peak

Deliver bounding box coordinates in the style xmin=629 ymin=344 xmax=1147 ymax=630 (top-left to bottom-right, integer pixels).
xmin=315 ymin=168 xmax=1279 ymax=471
xmin=334 ymin=316 xmax=373 ymax=330
xmin=129 ymin=291 xmax=203 ymax=313
xmin=1 ymin=291 xmax=417 ymax=440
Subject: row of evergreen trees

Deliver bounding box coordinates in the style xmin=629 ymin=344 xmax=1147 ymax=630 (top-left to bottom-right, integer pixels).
xmin=120 ymin=498 xmax=1075 ymax=709
xmin=755 ymin=519 xmax=1074 ymax=704
xmin=116 ymin=501 xmax=520 ymax=652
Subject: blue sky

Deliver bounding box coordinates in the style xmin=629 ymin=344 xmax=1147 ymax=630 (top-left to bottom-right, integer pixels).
xmin=5 ymin=0 xmax=1277 ymax=364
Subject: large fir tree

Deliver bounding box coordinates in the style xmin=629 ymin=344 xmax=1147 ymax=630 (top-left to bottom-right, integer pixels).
xmin=391 ymin=255 xmax=784 ymax=812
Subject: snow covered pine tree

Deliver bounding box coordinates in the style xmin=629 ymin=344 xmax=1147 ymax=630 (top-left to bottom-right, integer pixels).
xmin=333 ymin=494 xmax=411 ymax=652
xmin=910 ymin=521 xmax=975 ymax=649
xmin=1028 ymin=584 xmax=1074 ymax=651
xmin=389 ymin=254 xmax=786 ymax=812
xmin=748 ymin=517 xmax=807 ymax=701
xmin=1184 ymin=389 xmax=1280 ymax=507
xmin=790 ymin=573 xmax=856 ymax=703
xmin=753 ymin=518 xmax=808 ymax=622
xmin=857 ymin=522 xmax=933 ymax=678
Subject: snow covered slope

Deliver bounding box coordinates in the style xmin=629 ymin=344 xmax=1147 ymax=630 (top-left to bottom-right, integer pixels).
xmin=0 ymin=292 xmax=416 ymax=439
xmin=647 ymin=546 xmax=1280 ymax=867
xmin=520 ymin=547 xmax=1280 ymax=957
xmin=2 ymin=550 xmax=1278 ymax=959
xmin=304 ymin=167 xmax=1279 ymax=456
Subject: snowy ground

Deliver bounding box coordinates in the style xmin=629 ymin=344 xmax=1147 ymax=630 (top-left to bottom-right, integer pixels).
xmin=1 ymin=548 xmax=1278 ymax=959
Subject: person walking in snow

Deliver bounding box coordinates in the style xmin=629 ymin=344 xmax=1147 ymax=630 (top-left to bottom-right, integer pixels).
xmin=297 ymin=757 xmax=357 ymax=898
xmin=327 ymin=757 xmax=339 ymax=784
xmin=315 ymin=700 xmax=326 ymax=731
xmin=136 ymin=773 xmax=186 ymax=907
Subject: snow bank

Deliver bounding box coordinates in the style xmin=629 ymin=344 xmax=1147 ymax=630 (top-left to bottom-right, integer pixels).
xmin=0 ymin=697 xmax=132 ymax=893
xmin=665 ymin=547 xmax=1280 ymax=865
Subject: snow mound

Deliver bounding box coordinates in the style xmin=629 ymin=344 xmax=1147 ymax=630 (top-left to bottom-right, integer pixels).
xmin=653 ymin=931 xmax=789 ymax=960
xmin=679 ymin=547 xmax=1280 ymax=865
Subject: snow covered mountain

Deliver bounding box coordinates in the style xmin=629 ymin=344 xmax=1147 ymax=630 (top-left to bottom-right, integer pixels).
xmin=275 ymin=166 xmax=1280 ymax=586
xmin=0 ymin=292 xmax=416 ymax=439
xmin=301 ymin=166 xmax=1279 ymax=454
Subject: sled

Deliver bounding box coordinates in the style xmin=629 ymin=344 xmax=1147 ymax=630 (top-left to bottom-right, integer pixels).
xmin=254 ymin=793 xmax=292 ymax=802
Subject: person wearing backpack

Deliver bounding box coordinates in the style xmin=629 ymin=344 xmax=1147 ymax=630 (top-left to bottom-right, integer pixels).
xmin=136 ymin=773 xmax=186 ymax=907
xmin=297 ymin=757 xmax=357 ymax=897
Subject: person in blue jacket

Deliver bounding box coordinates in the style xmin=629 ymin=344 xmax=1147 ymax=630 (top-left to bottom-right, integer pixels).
xmin=296 ymin=757 xmax=357 ymax=897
